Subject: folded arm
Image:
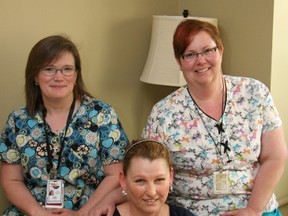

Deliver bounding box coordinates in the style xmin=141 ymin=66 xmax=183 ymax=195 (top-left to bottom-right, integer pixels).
xmin=77 ymin=162 xmax=126 ymax=216
xmin=0 ymin=163 xmax=54 ymax=216
xmin=221 ymin=126 xmax=288 ymax=216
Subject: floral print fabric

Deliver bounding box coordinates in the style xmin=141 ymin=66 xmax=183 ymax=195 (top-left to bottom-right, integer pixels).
xmin=142 ymin=75 xmax=281 ymax=215
xmin=0 ymin=95 xmax=129 ymax=215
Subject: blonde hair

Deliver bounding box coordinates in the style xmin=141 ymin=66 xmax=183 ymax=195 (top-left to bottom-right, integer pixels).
xmin=123 ymin=139 xmax=172 ymax=175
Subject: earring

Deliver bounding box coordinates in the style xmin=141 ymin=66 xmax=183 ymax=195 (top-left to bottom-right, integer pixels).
xmin=121 ymin=190 xmax=127 ymax=196
xmin=170 ymin=186 xmax=173 ymax=192
xmin=35 ymin=81 xmax=39 ymax=86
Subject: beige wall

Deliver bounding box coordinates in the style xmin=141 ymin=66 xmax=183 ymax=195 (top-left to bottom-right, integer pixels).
xmin=1 ymin=0 xmax=287 ymax=213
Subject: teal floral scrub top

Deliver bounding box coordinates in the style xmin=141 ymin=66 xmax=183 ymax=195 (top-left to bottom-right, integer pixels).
xmin=142 ymin=75 xmax=282 ymax=215
xmin=0 ymin=95 xmax=129 ymax=215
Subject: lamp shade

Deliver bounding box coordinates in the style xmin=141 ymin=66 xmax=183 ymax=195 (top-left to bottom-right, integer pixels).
xmin=140 ymin=15 xmax=218 ymax=87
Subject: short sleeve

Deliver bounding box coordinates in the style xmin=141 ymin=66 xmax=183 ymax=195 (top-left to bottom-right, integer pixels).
xmin=257 ymin=81 xmax=282 ymax=133
xmin=0 ymin=112 xmax=21 ymax=164
xmin=97 ymin=104 xmax=129 ymax=166
xmin=141 ymin=103 xmax=166 ymax=142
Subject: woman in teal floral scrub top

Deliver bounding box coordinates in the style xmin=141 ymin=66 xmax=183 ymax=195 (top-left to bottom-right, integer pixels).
xmin=142 ymin=20 xmax=287 ymax=216
xmin=0 ymin=35 xmax=129 ymax=216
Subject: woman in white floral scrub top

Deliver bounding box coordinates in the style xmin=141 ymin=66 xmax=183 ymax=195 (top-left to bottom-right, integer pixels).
xmin=142 ymin=19 xmax=287 ymax=216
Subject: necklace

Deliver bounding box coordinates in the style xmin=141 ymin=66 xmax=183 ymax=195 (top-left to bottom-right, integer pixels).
xmin=188 ymin=77 xmax=231 ymax=165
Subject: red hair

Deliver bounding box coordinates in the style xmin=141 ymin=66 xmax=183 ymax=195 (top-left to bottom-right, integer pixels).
xmin=173 ymin=19 xmax=223 ymax=59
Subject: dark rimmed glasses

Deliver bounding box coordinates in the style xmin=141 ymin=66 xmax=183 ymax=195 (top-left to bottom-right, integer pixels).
xmin=182 ymin=46 xmax=218 ymax=62
xmin=42 ymin=66 xmax=76 ymax=77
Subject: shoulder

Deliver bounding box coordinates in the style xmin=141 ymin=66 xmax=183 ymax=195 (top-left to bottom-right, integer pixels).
xmin=5 ymin=107 xmax=34 ymax=122
xmin=169 ymin=204 xmax=195 ymax=216
xmin=81 ymin=95 xmax=116 ymax=113
xmin=113 ymin=208 xmax=121 ymax=216
xmin=9 ymin=106 xmax=28 ymax=116
xmin=82 ymin=95 xmax=111 ymax=108
xmin=114 ymin=203 xmax=129 ymax=216
xmin=225 ymin=75 xmax=271 ymax=99
xmin=151 ymin=86 xmax=189 ymax=112
xmin=225 ymin=75 xmax=268 ymax=89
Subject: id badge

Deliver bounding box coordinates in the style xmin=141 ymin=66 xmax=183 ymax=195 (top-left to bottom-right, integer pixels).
xmin=45 ymin=179 xmax=64 ymax=209
xmin=213 ymin=171 xmax=229 ymax=194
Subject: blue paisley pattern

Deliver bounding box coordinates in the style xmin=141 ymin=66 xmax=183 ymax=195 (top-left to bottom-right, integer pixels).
xmin=0 ymin=95 xmax=129 ymax=215
xmin=142 ymin=75 xmax=281 ymax=215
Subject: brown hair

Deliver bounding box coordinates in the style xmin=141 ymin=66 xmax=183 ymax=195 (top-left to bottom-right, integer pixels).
xmin=173 ymin=19 xmax=223 ymax=59
xmin=123 ymin=139 xmax=172 ymax=175
xmin=25 ymin=35 xmax=91 ymax=116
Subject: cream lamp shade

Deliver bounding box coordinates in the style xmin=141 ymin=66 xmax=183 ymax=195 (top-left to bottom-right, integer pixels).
xmin=140 ymin=15 xmax=218 ymax=87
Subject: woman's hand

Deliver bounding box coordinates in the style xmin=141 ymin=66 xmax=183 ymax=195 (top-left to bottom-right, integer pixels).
xmin=30 ymin=208 xmax=58 ymax=216
xmin=220 ymin=207 xmax=262 ymax=216
xmin=51 ymin=208 xmax=81 ymax=216
xmin=74 ymin=163 xmax=125 ymax=216
xmin=87 ymin=196 xmax=116 ymax=216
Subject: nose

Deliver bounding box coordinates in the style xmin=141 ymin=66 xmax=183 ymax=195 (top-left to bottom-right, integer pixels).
xmin=55 ymin=69 xmax=64 ymax=75
xmin=196 ymin=53 xmax=206 ymax=63
xmin=146 ymin=183 xmax=157 ymax=196
xmin=53 ymin=70 xmax=65 ymax=80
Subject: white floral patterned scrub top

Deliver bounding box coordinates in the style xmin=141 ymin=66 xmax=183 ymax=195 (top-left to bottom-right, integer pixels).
xmin=142 ymin=75 xmax=282 ymax=215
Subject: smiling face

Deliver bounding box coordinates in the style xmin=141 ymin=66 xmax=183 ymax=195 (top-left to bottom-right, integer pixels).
xmin=120 ymin=157 xmax=173 ymax=215
xmin=35 ymin=51 xmax=77 ymax=103
xmin=177 ymin=31 xmax=223 ymax=87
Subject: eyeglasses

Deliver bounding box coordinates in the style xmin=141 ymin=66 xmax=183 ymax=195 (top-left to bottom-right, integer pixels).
xmin=42 ymin=66 xmax=76 ymax=77
xmin=182 ymin=46 xmax=218 ymax=62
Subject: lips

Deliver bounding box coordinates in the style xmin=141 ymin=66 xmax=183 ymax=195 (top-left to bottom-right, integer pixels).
xmin=195 ymin=67 xmax=210 ymax=73
xmin=143 ymin=198 xmax=159 ymax=204
xmin=50 ymin=85 xmax=66 ymax=88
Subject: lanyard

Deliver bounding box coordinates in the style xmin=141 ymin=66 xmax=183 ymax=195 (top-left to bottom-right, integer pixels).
xmin=187 ymin=78 xmax=231 ymax=166
xmin=42 ymin=98 xmax=76 ymax=178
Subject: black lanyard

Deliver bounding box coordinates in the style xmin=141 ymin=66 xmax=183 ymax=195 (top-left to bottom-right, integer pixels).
xmin=42 ymin=98 xmax=76 ymax=178
xmin=187 ymin=78 xmax=232 ymax=164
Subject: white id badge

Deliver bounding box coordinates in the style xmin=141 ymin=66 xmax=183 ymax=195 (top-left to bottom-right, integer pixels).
xmin=213 ymin=171 xmax=229 ymax=194
xmin=45 ymin=179 xmax=64 ymax=209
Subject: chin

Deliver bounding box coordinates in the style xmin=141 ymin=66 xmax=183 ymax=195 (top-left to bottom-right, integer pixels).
xmin=142 ymin=208 xmax=161 ymax=215
xmin=142 ymin=204 xmax=162 ymax=213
